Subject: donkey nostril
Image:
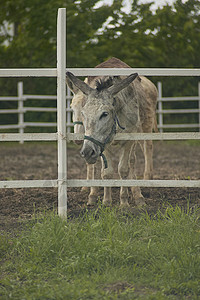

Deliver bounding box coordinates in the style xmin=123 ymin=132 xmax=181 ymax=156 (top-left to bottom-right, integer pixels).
xmin=80 ymin=147 xmax=96 ymax=160
xmin=80 ymin=149 xmax=85 ymax=158
xmin=91 ymin=149 xmax=95 ymax=157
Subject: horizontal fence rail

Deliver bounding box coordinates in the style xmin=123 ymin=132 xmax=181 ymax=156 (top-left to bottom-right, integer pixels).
xmin=0 ymin=133 xmax=57 ymax=141
xmin=68 ymin=68 xmax=200 ymax=77
xmin=157 ymin=109 xmax=199 ymax=114
xmin=66 ymin=179 xmax=200 ymax=188
xmin=0 ymin=180 xmax=58 ymax=189
xmin=0 ymin=179 xmax=199 ymax=189
xmin=67 ymin=132 xmax=200 ymax=141
xmin=1 ymin=68 xmax=200 ymax=77
xmin=0 ymin=69 xmax=57 ymax=77
xmin=0 ymin=132 xmax=200 ymax=142
xmin=160 ymin=96 xmax=200 ymax=101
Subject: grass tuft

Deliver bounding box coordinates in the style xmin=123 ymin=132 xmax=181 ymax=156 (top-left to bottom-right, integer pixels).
xmin=0 ymin=205 xmax=200 ymax=299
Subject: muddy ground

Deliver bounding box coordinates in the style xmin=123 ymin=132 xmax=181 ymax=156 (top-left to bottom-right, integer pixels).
xmin=0 ymin=141 xmax=199 ymax=233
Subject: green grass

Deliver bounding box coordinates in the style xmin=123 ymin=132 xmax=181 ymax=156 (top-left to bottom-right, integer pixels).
xmin=0 ymin=206 xmax=200 ymax=299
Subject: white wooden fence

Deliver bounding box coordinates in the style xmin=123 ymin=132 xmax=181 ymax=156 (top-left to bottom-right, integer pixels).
xmin=0 ymin=8 xmax=200 ymax=217
xmin=0 ymin=81 xmax=200 ymax=133
xmin=157 ymin=81 xmax=200 ymax=132
xmin=0 ymin=82 xmax=73 ymax=133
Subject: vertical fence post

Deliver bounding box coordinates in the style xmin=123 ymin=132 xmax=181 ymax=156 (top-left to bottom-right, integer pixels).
xmin=157 ymin=81 xmax=163 ymax=133
xmin=17 ymin=81 xmax=24 ymax=144
xmin=198 ymin=82 xmax=200 ymax=132
xmin=57 ymin=8 xmax=67 ymax=217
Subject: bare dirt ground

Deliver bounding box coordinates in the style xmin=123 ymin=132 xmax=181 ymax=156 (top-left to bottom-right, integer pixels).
xmin=0 ymin=141 xmax=199 ymax=233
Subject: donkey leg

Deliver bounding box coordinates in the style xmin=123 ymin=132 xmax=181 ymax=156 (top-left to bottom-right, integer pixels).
xmin=88 ymin=187 xmax=99 ymax=205
xmin=87 ymin=164 xmax=98 ymax=205
xmin=118 ymin=142 xmax=132 ymax=207
xmin=85 ymin=163 xmax=98 ymax=205
xmin=139 ymin=137 xmax=153 ymax=179
xmin=142 ymin=120 xmax=154 ymax=180
xmin=130 ymin=142 xmax=146 ymax=206
xmin=81 ymin=163 xmax=91 ymax=193
xmin=101 ymin=150 xmax=114 ymax=206
xmin=144 ymin=140 xmax=153 ymax=180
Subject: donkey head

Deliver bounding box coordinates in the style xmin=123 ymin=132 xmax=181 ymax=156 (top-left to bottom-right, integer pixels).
xmin=66 ymin=72 xmax=138 ymax=164
xmin=66 ymin=75 xmax=86 ymax=136
xmin=70 ymin=93 xmax=85 ymax=137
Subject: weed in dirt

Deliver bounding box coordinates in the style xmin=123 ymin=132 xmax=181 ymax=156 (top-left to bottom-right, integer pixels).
xmin=0 ymin=205 xmax=200 ymax=299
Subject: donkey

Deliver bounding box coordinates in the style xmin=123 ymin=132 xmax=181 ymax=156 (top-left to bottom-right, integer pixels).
xmin=68 ymin=58 xmax=135 ymax=205
xmin=66 ymin=57 xmax=158 ymax=207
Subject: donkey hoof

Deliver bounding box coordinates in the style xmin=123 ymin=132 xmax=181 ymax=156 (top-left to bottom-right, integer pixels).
xmin=120 ymin=202 xmax=130 ymax=209
xmin=87 ymin=195 xmax=97 ymax=206
xmin=135 ymin=197 xmax=146 ymax=207
xmin=103 ymin=200 xmax=112 ymax=207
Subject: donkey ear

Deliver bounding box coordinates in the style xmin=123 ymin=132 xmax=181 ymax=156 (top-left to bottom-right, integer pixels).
xmin=66 ymin=74 xmax=79 ymax=94
xmin=66 ymin=75 xmax=79 ymax=94
xmin=108 ymin=73 xmax=138 ymax=96
xmin=66 ymin=72 xmax=94 ymax=96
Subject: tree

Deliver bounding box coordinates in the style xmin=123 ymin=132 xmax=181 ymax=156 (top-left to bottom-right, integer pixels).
xmin=0 ymin=0 xmax=123 ymax=85
xmin=0 ymin=0 xmax=199 ymax=129
xmin=0 ymin=0 xmax=124 ymax=68
xmin=0 ymin=0 xmax=123 ymax=126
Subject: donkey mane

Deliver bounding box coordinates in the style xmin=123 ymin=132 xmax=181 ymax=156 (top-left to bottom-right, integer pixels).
xmin=95 ymin=77 xmax=114 ymax=91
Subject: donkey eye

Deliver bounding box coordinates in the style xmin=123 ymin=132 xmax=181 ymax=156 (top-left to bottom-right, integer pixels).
xmin=100 ymin=112 xmax=109 ymax=120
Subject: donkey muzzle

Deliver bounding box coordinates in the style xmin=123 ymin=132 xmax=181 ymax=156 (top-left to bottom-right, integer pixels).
xmin=80 ymin=141 xmax=100 ymax=164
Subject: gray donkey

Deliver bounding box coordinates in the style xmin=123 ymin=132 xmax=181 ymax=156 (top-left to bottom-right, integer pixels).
xmin=66 ymin=57 xmax=158 ymax=207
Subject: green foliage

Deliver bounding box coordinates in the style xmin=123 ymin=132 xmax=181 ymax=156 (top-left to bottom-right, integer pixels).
xmin=1 ymin=206 xmax=200 ymax=299
xmin=0 ymin=0 xmax=120 ymax=68
xmin=1 ymin=0 xmax=199 ymax=72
